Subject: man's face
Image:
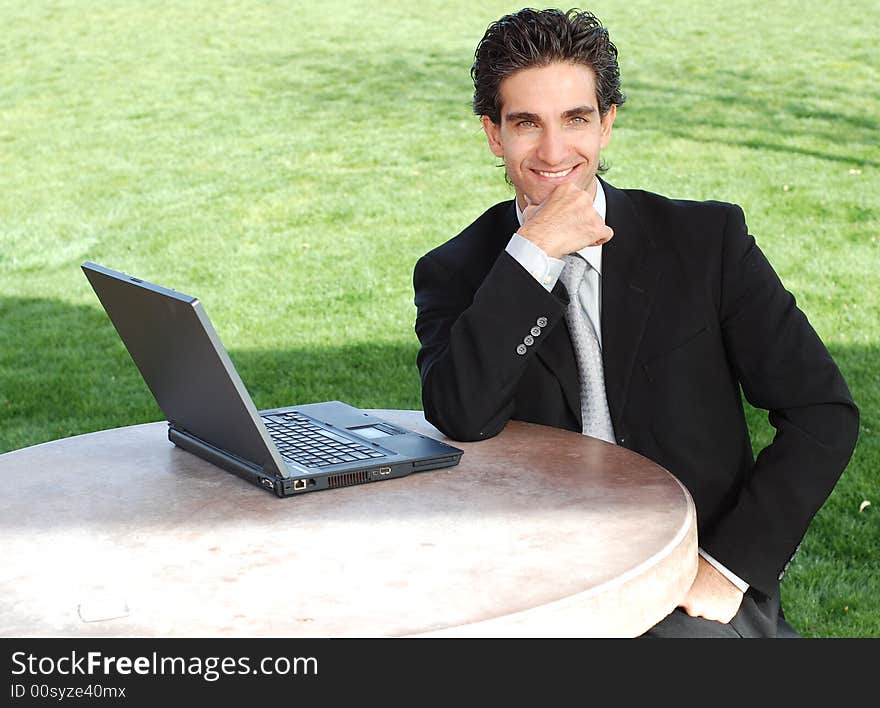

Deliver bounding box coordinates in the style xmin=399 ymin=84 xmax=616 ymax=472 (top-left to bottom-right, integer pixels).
xmin=481 ymin=62 xmax=616 ymax=209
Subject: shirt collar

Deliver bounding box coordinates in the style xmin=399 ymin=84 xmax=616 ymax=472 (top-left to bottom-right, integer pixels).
xmin=515 ymin=178 xmax=605 ymax=275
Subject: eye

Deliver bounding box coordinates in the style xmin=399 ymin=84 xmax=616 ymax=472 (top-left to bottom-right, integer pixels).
xmin=517 ymin=120 xmax=537 ymax=128
xmin=568 ymin=116 xmax=589 ymax=125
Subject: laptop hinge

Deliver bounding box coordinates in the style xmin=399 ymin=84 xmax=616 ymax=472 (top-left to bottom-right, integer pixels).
xmin=168 ymin=426 xmax=283 ymax=496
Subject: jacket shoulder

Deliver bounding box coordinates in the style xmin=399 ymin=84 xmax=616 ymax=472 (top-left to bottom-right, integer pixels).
xmin=612 ymin=186 xmax=747 ymax=260
xmin=620 ymin=187 xmax=740 ymax=224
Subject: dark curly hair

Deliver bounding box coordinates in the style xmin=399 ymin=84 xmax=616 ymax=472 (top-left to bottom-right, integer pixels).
xmin=472 ymin=8 xmax=626 ymax=124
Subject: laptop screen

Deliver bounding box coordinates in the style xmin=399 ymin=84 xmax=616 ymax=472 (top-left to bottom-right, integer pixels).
xmin=82 ymin=262 xmax=286 ymax=477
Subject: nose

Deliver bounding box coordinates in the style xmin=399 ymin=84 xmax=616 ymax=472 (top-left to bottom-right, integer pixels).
xmin=535 ymin=124 xmax=568 ymax=166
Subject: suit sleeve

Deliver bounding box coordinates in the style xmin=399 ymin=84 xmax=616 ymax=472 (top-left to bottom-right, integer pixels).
xmin=699 ymin=205 xmax=860 ymax=596
xmin=413 ymin=250 xmax=567 ymax=441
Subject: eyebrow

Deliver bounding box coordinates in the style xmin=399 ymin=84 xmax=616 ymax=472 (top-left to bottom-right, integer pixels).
xmin=504 ymin=105 xmax=597 ymax=123
xmin=505 ymin=111 xmax=541 ymax=123
xmin=563 ymin=105 xmax=597 ymax=119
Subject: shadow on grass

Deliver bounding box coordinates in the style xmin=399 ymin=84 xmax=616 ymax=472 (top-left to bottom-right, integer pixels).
xmin=622 ymin=78 xmax=878 ymax=168
xmin=0 ymin=296 xmax=422 ymax=455
xmin=266 ymin=48 xmax=878 ymax=169
xmin=2 ymin=294 xmax=875 ymax=453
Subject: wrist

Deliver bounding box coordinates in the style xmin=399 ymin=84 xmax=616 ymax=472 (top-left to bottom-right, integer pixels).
xmin=516 ymin=225 xmax=561 ymax=259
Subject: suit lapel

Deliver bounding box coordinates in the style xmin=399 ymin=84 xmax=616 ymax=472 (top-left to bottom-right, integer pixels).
xmin=600 ymin=181 xmax=662 ymax=433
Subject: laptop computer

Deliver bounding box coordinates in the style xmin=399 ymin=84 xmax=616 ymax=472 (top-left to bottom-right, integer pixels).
xmin=82 ymin=262 xmax=463 ymax=497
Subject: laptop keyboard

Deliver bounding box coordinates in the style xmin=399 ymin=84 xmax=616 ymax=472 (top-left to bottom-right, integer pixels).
xmin=263 ymin=411 xmax=387 ymax=468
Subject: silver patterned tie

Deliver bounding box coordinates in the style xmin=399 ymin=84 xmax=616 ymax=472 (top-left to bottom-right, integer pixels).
xmin=559 ymin=254 xmax=616 ymax=444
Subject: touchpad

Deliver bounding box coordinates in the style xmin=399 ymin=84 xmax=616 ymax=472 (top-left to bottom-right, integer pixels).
xmin=348 ymin=423 xmax=402 ymax=438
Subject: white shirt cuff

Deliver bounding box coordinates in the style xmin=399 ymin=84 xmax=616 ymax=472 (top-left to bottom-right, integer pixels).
xmin=505 ymin=233 xmax=565 ymax=292
xmin=698 ymin=548 xmax=750 ymax=593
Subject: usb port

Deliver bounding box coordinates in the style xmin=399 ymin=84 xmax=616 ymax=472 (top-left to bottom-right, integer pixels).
xmin=378 ymin=467 xmax=392 ymax=476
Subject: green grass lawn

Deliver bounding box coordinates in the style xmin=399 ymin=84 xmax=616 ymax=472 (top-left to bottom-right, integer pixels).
xmin=1 ymin=0 xmax=877 ymax=637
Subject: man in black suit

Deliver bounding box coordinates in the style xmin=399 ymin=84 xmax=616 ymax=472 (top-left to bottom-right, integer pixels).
xmin=412 ymin=8 xmax=859 ymax=637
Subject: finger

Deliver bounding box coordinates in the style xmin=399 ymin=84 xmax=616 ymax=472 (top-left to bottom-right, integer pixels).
xmin=718 ymin=604 xmax=739 ymax=624
xmin=543 ymin=184 xmax=562 ymax=202
xmin=589 ymin=226 xmax=614 ymax=247
xmin=521 ymin=193 xmax=544 ymax=222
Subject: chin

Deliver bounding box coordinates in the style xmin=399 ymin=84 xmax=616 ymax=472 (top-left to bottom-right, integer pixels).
xmin=519 ymin=184 xmax=554 ymax=204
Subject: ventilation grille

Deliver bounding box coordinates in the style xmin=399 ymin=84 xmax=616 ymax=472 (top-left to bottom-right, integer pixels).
xmin=327 ymin=470 xmax=372 ymax=489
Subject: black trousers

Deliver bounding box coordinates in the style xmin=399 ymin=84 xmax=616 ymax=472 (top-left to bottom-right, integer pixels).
xmin=640 ymin=590 xmax=800 ymax=638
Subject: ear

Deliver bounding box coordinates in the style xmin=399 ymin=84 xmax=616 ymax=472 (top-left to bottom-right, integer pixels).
xmin=599 ymin=103 xmax=617 ymax=149
xmin=481 ymin=115 xmax=505 ymax=158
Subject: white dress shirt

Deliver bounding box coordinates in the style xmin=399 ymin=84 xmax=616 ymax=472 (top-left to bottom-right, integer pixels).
xmin=503 ymin=179 xmax=749 ymax=595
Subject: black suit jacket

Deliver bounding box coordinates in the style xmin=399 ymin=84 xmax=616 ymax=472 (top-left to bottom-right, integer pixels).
xmin=413 ymin=179 xmax=859 ymax=598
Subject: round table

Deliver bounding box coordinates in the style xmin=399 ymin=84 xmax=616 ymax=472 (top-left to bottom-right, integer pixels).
xmin=0 ymin=410 xmax=697 ymax=637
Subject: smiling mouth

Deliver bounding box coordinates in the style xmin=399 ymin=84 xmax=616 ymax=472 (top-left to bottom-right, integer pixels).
xmin=533 ymin=166 xmax=577 ymax=179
